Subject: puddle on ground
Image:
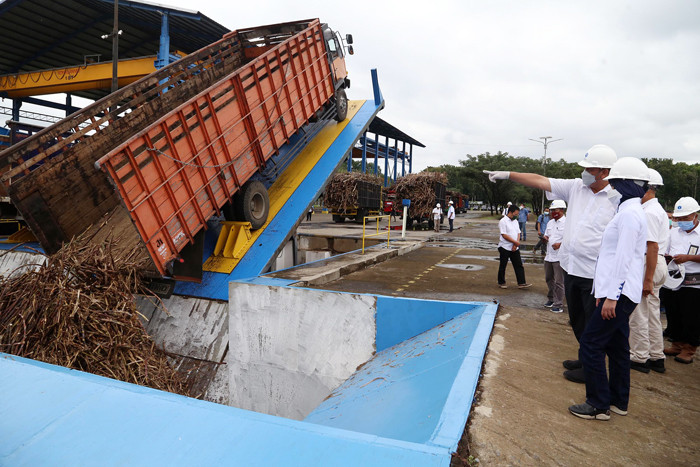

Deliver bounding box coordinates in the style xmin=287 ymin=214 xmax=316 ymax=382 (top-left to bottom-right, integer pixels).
xmin=436 ymin=263 xmax=485 ymax=271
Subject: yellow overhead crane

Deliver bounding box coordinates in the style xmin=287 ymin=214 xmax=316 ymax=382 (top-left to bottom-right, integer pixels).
xmin=0 ymin=55 xmax=173 ymax=98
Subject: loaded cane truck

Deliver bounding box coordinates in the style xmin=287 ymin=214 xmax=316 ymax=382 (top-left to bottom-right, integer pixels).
xmin=0 ymin=19 xmax=352 ymax=281
xmin=325 ymin=174 xmax=382 ymax=223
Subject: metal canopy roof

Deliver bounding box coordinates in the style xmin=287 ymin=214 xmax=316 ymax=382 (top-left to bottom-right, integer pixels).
xmin=0 ymin=0 xmax=230 ymax=100
xmin=368 ymin=116 xmax=425 ymax=148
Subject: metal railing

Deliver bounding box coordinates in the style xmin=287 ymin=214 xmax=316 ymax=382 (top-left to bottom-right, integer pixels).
xmin=362 ymin=215 xmax=391 ymax=253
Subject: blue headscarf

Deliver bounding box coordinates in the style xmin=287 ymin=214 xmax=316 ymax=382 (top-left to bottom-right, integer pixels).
xmin=610 ymin=179 xmax=647 ymax=203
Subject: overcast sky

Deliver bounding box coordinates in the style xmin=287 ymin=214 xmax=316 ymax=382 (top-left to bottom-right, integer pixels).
xmin=26 ymin=0 xmax=700 ymax=171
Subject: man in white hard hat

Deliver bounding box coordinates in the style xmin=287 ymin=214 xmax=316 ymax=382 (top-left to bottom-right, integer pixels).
xmin=432 ymin=203 xmax=442 ymax=233
xmin=502 ymin=201 xmax=512 ymax=217
xmin=447 ymin=200 xmax=456 ymax=232
xmin=628 ymin=168 xmax=669 ymax=374
xmin=569 ymin=157 xmax=648 ymax=420
xmin=543 ymin=200 xmax=567 ymax=313
xmin=661 ymin=196 xmax=700 ymax=364
xmin=484 ymin=144 xmax=618 ymax=384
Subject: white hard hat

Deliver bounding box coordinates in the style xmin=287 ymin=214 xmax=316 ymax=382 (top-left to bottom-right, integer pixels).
xmin=672 ymin=196 xmax=700 ymax=217
xmin=648 ymin=168 xmax=664 ymax=186
xmin=550 ymin=199 xmax=567 ymax=209
xmin=664 ymin=260 xmax=685 ymax=291
xmin=604 ymin=157 xmax=650 ymax=181
xmin=578 ymin=144 xmax=617 ymax=168
xmin=449 ymin=200 xmax=454 ymax=204
xmin=436 ymin=203 xmax=441 ymax=208
xmin=507 ymin=201 xmax=512 ymax=205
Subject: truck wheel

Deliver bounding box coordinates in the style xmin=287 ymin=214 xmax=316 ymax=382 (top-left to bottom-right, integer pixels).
xmin=334 ymin=88 xmax=348 ymax=122
xmin=355 ymin=208 xmax=365 ymax=223
xmin=332 ymin=214 xmax=345 ymax=223
xmin=234 ymin=180 xmax=269 ymax=230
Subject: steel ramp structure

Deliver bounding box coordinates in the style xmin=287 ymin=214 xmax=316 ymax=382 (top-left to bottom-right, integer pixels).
xmin=175 ymin=97 xmax=383 ymax=300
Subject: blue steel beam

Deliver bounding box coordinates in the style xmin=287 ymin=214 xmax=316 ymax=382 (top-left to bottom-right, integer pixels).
xmin=97 ymin=0 xmax=203 ymax=20
xmin=361 ymin=131 xmax=367 ymax=173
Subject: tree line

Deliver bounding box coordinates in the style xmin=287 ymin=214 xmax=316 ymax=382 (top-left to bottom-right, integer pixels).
xmin=425 ymin=152 xmax=699 ymax=215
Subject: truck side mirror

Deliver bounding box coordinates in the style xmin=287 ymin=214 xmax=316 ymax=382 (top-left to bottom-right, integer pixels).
xmin=347 ymin=45 xmax=354 ymax=55
xmin=346 ymin=34 xmax=353 ymax=44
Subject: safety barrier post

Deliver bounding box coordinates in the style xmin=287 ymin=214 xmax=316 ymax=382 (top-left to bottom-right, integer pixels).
xmin=362 ymin=215 xmax=391 ymax=253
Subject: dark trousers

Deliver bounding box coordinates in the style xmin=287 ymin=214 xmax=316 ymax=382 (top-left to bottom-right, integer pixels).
xmin=564 ymin=272 xmax=597 ymax=342
xmin=306 ymin=212 xmax=312 ymax=221
xmin=498 ymin=247 xmax=526 ymax=285
xmin=534 ymin=235 xmax=547 ymax=254
xmin=448 ymin=218 xmax=454 ymax=232
xmin=579 ymin=294 xmax=637 ymax=410
xmin=661 ymin=287 xmax=700 ymax=346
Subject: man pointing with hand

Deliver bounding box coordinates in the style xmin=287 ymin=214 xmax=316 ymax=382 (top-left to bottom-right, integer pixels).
xmin=484 ymin=144 xmax=618 ymax=384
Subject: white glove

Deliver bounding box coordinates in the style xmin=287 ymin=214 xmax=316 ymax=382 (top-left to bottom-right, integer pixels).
xmin=483 ymin=170 xmax=510 ymax=183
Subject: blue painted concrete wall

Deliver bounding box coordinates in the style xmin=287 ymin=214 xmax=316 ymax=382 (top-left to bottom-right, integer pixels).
xmin=305 ymin=303 xmax=497 ymax=450
xmin=376 ymin=296 xmax=483 ymax=351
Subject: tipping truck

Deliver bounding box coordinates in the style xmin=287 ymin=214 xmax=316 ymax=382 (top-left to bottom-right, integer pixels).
xmin=0 ymin=19 xmax=353 ymax=280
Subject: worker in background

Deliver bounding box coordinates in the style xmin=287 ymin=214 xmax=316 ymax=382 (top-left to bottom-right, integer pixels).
xmin=517 ymin=203 xmax=530 ymax=241
xmin=662 ymin=196 xmax=700 ymax=364
xmin=484 ymin=144 xmax=617 ymax=384
xmin=534 ymin=207 xmax=550 ymax=254
xmin=306 ymin=206 xmax=314 ymax=221
xmin=629 ymin=169 xmax=669 ymax=374
xmin=447 ymin=200 xmax=456 ymax=232
xmin=502 ymin=201 xmax=512 ymax=217
xmin=497 ymin=205 xmax=532 ymax=289
xmin=432 ymin=203 xmax=442 ymax=233
xmin=543 ymin=200 xmax=567 ymax=313
xmin=568 ymin=157 xmax=649 ymax=420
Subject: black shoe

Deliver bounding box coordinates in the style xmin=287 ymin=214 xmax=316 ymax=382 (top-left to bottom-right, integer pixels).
xmin=630 ymin=360 xmax=651 ymax=374
xmin=544 ymin=301 xmax=554 ymax=308
xmin=569 ymin=402 xmax=610 ymax=420
xmin=564 ymin=367 xmax=586 ymax=384
xmin=563 ymin=359 xmax=582 ymax=370
xmin=648 ymin=359 xmax=666 ymax=373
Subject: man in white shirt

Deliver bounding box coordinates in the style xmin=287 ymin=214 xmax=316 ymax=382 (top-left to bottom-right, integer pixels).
xmin=497 ymin=205 xmax=532 ymax=289
xmin=543 ymin=200 xmax=567 ymax=313
xmin=662 ymin=196 xmax=700 ymax=364
xmin=569 ymin=157 xmax=649 ymax=420
xmin=629 ymin=169 xmax=669 ymax=374
xmin=484 ymin=144 xmax=617 ymax=384
xmin=432 ymin=203 xmax=442 ymax=232
xmin=447 ymin=200 xmax=456 ymax=232
xmin=502 ymin=202 xmax=512 ymax=217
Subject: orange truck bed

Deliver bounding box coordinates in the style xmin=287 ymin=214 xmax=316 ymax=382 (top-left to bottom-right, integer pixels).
xmin=0 ymin=19 xmax=349 ymax=278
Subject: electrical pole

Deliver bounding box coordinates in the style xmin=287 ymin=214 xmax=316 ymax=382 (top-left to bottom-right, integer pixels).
xmin=528 ymin=136 xmax=562 ymax=213
xmin=111 ymin=0 xmax=119 ymax=93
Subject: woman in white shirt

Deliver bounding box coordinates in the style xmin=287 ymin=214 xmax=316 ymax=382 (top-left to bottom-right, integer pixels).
xmin=662 ymin=196 xmax=700 ymax=364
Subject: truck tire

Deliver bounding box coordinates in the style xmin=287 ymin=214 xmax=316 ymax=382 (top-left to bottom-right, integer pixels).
xmin=333 ymin=214 xmax=345 ymax=223
xmin=355 ymin=208 xmax=366 ymax=223
xmin=233 ymin=180 xmax=269 ymax=230
xmin=334 ymin=88 xmax=348 ymax=122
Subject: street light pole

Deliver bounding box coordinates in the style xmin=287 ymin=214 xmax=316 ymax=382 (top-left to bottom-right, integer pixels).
xmin=528 ymin=136 xmax=562 ymax=213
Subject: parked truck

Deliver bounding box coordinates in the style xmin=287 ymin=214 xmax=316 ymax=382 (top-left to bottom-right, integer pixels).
xmin=393 ymin=173 xmax=447 ymax=230
xmin=0 ymin=19 xmax=352 ymax=280
xmin=324 ymin=173 xmax=382 ymax=223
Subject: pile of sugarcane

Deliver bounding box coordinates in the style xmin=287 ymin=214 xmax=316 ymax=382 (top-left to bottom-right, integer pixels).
xmin=393 ymin=172 xmax=448 ymax=219
xmin=324 ymin=172 xmax=382 ymax=211
xmin=0 ymin=237 xmax=189 ymax=396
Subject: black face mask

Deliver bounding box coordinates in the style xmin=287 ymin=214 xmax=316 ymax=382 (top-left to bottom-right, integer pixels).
xmin=610 ymin=179 xmax=647 ymax=203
